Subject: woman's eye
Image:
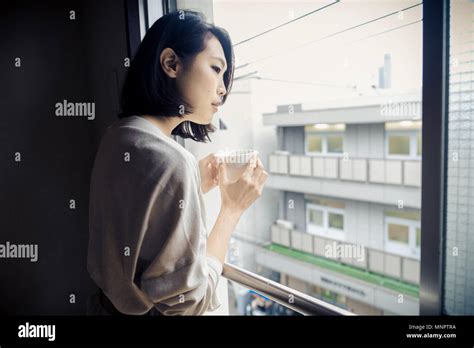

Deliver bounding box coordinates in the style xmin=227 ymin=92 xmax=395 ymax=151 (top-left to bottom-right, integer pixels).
xmin=212 ymin=66 xmax=221 ymax=74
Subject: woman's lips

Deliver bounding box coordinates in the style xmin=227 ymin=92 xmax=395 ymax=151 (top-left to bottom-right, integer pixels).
xmin=212 ymin=104 xmax=219 ymax=112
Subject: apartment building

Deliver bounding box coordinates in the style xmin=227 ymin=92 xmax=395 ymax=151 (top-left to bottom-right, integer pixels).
xmin=257 ymin=91 xmax=422 ymax=315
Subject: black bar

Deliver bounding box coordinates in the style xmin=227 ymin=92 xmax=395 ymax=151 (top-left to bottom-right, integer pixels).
xmin=0 ymin=316 xmax=473 ymax=345
xmin=420 ymin=0 xmax=449 ymax=315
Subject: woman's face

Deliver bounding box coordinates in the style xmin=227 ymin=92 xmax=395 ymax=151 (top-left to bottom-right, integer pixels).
xmin=176 ymin=33 xmax=228 ymax=125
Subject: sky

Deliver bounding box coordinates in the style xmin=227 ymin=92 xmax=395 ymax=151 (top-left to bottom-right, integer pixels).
xmin=212 ymin=0 xmax=423 ymax=114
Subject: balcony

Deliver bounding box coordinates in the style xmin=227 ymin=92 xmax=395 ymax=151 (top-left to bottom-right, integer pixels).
xmin=267 ymin=152 xmax=421 ymax=208
xmin=248 ymin=224 xmax=420 ymax=315
xmin=270 ymin=224 xmax=420 ymax=285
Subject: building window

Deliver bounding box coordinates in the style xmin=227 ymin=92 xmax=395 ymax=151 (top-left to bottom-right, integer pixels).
xmin=309 ymin=209 xmax=323 ymax=227
xmin=385 ymin=121 xmax=422 ymax=159
xmin=328 ymin=212 xmax=344 ymax=230
xmin=388 ymin=134 xmax=411 ymax=156
xmin=384 ymin=210 xmax=421 ymax=258
xmin=387 ymin=223 xmax=410 ymax=244
xmin=307 ymin=134 xmax=323 ymax=153
xmin=304 ymin=124 xmax=345 ymax=156
xmin=417 ymin=133 xmax=422 ymax=156
xmin=327 ymin=135 xmax=344 ymax=153
xmin=415 ymin=227 xmax=421 ymax=248
xmin=306 ymin=200 xmax=345 ymax=240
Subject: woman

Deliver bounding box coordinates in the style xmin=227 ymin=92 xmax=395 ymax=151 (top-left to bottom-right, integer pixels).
xmin=86 ymin=10 xmax=268 ymax=315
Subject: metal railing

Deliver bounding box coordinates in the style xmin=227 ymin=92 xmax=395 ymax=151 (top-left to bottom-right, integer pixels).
xmin=222 ymin=262 xmax=355 ymax=316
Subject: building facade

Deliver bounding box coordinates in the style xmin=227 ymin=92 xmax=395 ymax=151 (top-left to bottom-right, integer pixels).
xmin=259 ymin=91 xmax=422 ymax=315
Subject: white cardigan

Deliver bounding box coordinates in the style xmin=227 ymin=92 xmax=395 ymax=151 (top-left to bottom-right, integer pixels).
xmin=87 ymin=115 xmax=222 ymax=315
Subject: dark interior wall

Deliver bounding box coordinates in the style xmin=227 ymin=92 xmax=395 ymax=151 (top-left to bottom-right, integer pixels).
xmin=0 ymin=0 xmax=130 ymax=314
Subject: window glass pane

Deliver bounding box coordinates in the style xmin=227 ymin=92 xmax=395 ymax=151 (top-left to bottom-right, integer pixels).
xmin=388 ymin=135 xmax=410 ymax=155
xmin=307 ymin=135 xmax=322 ymax=152
xmin=203 ymin=0 xmax=423 ymax=316
xmin=417 ymin=133 xmax=422 ymax=156
xmin=309 ymin=209 xmax=323 ymax=226
xmin=328 ymin=213 xmax=344 ymax=230
xmin=416 ymin=227 xmax=421 ymax=248
xmin=388 ymin=223 xmax=409 ymax=244
xmin=327 ymin=135 xmax=343 ymax=153
xmin=446 ymin=0 xmax=474 ymax=314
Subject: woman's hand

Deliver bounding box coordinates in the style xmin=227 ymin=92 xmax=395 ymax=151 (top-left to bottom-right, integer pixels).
xmin=217 ymin=158 xmax=268 ymax=216
xmin=199 ymin=154 xmax=219 ymax=194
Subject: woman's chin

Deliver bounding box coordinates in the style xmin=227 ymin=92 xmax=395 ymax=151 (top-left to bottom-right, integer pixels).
xmin=200 ymin=116 xmax=215 ymax=125
xmin=188 ymin=111 xmax=214 ymax=125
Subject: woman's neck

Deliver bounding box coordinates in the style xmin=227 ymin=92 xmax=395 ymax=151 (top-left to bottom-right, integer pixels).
xmin=140 ymin=115 xmax=185 ymax=137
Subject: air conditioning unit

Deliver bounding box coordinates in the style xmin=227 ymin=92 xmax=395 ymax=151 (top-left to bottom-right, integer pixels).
xmin=276 ymin=219 xmax=294 ymax=230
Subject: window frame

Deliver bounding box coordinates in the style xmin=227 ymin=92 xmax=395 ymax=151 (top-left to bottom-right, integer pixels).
xmin=385 ymin=130 xmax=421 ymax=160
xmin=419 ymin=0 xmax=449 ymax=315
xmin=305 ymin=132 xmax=345 ymax=157
xmin=384 ymin=216 xmax=421 ymax=259
xmin=128 ymin=0 xmax=450 ymax=316
xmin=306 ymin=203 xmax=345 ymax=240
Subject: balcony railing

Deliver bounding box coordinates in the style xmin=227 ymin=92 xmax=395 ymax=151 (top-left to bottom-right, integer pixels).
xmin=271 ymin=223 xmax=420 ymax=286
xmin=269 ymin=153 xmax=421 ymax=187
xmin=222 ymin=262 xmax=355 ymax=316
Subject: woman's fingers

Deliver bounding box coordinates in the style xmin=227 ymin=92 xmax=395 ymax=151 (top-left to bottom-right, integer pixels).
xmin=217 ymin=162 xmax=229 ymax=185
xmin=252 ymin=158 xmax=264 ymax=178
xmin=258 ymin=170 xmax=268 ymax=185
xmin=241 ymin=161 xmax=256 ymax=179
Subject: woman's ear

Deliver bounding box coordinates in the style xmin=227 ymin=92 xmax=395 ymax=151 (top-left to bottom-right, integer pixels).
xmin=160 ymin=48 xmax=181 ymax=78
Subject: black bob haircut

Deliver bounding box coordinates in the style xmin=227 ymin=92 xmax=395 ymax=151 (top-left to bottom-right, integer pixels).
xmin=119 ymin=10 xmax=235 ymax=142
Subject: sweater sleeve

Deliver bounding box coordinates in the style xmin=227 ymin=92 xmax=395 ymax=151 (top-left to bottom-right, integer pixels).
xmin=137 ymin=156 xmax=223 ymax=316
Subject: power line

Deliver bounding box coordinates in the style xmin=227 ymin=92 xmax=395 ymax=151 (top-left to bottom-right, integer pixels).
xmin=236 ymin=2 xmax=422 ymax=70
xmin=351 ymin=18 xmax=422 ymax=43
xmin=234 ymin=19 xmax=422 ymax=85
xmin=233 ymin=0 xmax=340 ymax=47
xmin=234 ymin=70 xmax=259 ymax=81
xmin=253 ymin=76 xmax=355 ymax=89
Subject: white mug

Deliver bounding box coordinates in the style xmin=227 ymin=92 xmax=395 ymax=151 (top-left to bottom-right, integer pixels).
xmin=214 ymin=149 xmax=259 ymax=182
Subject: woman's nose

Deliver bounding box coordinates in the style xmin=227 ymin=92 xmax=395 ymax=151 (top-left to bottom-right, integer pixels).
xmin=217 ymin=84 xmax=226 ymax=97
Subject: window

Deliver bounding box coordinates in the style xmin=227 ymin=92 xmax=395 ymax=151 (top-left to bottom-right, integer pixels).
xmin=305 ymin=133 xmax=344 ymax=155
xmin=309 ymin=209 xmax=323 ymax=227
xmin=385 ymin=121 xmax=422 ymax=159
xmin=327 ymin=135 xmax=344 ymax=153
xmin=388 ymin=134 xmax=411 ymax=155
xmin=328 ymin=212 xmax=344 ymax=230
xmin=387 ymin=223 xmax=409 ymax=244
xmin=306 ymin=201 xmax=345 ymax=240
xmin=304 ymin=124 xmax=345 ymax=156
xmin=182 ymin=0 xmax=423 ymax=316
xmin=415 ymin=227 xmax=421 ymax=248
xmin=417 ymin=133 xmax=422 ymax=156
xmin=307 ymin=134 xmax=323 ymax=153
xmin=444 ymin=0 xmax=474 ymax=315
xmin=384 ymin=211 xmax=421 ymax=258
